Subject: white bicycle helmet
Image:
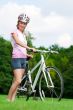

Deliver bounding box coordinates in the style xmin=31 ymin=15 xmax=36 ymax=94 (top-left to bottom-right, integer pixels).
xmin=18 ymin=13 xmax=30 ymax=23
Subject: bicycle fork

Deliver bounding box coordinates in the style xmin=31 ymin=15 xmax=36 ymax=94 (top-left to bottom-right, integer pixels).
xmin=41 ymin=54 xmax=54 ymax=89
xmin=42 ymin=67 xmax=54 ymax=88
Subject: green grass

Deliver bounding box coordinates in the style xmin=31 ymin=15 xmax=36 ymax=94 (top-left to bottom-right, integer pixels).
xmin=0 ymin=95 xmax=73 ymax=110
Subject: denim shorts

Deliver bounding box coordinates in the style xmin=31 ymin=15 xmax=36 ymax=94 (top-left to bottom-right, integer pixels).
xmin=11 ymin=58 xmax=27 ymax=69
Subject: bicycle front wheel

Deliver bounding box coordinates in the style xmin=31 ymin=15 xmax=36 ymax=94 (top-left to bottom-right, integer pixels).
xmin=39 ymin=66 xmax=64 ymax=101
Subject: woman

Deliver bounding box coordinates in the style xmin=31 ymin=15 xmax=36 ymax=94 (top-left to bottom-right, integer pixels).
xmin=7 ymin=13 xmax=36 ymax=102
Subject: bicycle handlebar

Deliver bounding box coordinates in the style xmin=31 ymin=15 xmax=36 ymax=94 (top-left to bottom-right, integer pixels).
xmin=35 ymin=49 xmax=59 ymax=54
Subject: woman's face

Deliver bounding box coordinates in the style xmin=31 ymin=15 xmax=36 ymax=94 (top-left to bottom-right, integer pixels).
xmin=17 ymin=21 xmax=27 ymax=32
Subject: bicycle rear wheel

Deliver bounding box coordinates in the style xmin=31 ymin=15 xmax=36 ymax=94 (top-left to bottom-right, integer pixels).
xmin=39 ymin=66 xmax=64 ymax=101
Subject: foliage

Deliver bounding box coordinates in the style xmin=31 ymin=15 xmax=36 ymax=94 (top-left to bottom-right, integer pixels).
xmin=0 ymin=36 xmax=73 ymax=98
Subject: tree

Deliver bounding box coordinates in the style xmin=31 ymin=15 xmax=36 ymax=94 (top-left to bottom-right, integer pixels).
xmin=0 ymin=37 xmax=12 ymax=94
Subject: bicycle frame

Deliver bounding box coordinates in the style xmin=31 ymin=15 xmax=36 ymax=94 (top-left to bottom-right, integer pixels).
xmin=27 ymin=53 xmax=54 ymax=92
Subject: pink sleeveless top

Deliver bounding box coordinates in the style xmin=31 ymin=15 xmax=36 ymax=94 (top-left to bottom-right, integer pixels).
xmin=11 ymin=29 xmax=27 ymax=58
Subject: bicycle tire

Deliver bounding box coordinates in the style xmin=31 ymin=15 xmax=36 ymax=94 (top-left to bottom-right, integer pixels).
xmin=39 ymin=66 xmax=64 ymax=101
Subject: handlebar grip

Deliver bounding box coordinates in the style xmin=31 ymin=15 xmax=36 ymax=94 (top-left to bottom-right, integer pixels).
xmin=28 ymin=49 xmax=33 ymax=52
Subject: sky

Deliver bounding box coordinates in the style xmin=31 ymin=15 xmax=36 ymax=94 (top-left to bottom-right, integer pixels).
xmin=0 ymin=0 xmax=73 ymax=48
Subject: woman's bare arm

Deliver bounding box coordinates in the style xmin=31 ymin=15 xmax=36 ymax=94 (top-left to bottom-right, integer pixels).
xmin=11 ymin=33 xmax=30 ymax=50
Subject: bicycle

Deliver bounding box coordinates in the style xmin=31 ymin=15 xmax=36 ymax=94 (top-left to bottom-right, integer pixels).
xmin=17 ymin=49 xmax=64 ymax=101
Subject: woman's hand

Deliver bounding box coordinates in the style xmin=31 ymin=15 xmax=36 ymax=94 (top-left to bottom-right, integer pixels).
xmin=29 ymin=48 xmax=36 ymax=52
xmin=27 ymin=54 xmax=33 ymax=58
xmin=27 ymin=54 xmax=33 ymax=60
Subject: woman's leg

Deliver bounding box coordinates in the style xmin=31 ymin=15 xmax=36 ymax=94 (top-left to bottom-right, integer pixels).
xmin=11 ymin=69 xmax=25 ymax=101
xmin=7 ymin=69 xmax=25 ymax=101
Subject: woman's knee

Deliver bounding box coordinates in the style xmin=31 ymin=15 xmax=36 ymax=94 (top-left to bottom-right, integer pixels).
xmin=13 ymin=69 xmax=24 ymax=85
xmin=15 ymin=79 xmax=22 ymax=85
